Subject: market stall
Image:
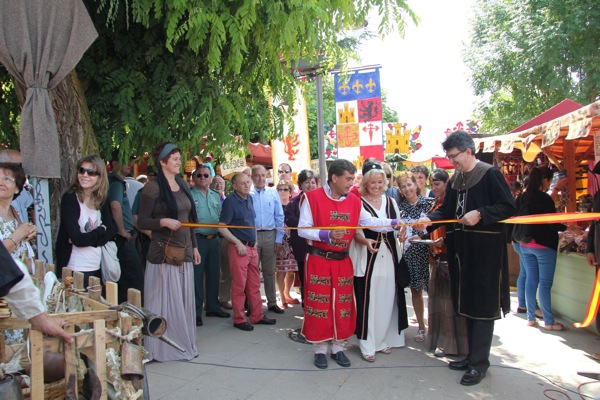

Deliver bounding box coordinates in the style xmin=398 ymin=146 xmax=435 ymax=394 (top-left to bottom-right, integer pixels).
xmin=475 ymin=99 xmax=600 ymax=333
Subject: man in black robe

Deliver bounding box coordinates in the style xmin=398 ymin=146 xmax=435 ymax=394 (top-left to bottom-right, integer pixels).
xmin=419 ymin=130 xmax=515 ymax=386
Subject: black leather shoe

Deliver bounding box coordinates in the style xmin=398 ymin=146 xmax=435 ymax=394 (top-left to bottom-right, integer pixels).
xmin=330 ymin=351 xmax=351 ymax=367
xmin=196 ymin=317 xmax=203 ymax=327
xmin=268 ymin=305 xmax=285 ymax=314
xmin=233 ymin=322 xmax=254 ymax=331
xmin=254 ymin=316 xmax=276 ymax=325
xmin=448 ymin=358 xmax=470 ymax=371
xmin=460 ymin=368 xmax=486 ymax=386
xmin=206 ymin=310 xmax=230 ymax=318
xmin=314 ymin=353 xmax=328 ymax=369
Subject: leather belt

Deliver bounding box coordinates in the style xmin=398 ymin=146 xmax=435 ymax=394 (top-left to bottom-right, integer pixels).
xmin=197 ymin=233 xmax=217 ymax=239
xmin=238 ymin=240 xmax=256 ymax=247
xmin=307 ymin=245 xmax=349 ymax=260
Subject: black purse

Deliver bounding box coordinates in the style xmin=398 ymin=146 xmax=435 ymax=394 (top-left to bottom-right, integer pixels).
xmin=396 ymin=256 xmax=411 ymax=288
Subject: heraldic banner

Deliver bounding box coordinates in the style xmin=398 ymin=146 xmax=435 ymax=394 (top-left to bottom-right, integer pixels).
xmin=334 ymin=67 xmax=384 ymax=168
xmin=272 ymin=87 xmax=311 ymax=185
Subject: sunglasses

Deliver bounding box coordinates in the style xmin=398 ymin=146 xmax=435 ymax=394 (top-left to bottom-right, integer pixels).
xmin=278 ymin=170 xmax=290 ymax=174
xmin=196 ymin=173 xmax=210 ymax=178
xmin=277 ymin=188 xmax=290 ymax=192
xmin=78 ymin=167 xmax=100 ymax=177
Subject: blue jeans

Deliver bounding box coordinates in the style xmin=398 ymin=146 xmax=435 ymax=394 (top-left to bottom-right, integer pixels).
xmin=512 ymin=242 xmax=526 ymax=308
xmin=519 ymin=245 xmax=558 ymax=325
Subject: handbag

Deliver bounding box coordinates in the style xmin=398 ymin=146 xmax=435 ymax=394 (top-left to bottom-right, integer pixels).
xmin=100 ymin=241 xmax=121 ymax=282
xmin=397 ymin=256 xmax=411 ymax=288
xmin=161 ymin=230 xmax=186 ymax=266
xmin=162 ymin=242 xmax=186 ymax=266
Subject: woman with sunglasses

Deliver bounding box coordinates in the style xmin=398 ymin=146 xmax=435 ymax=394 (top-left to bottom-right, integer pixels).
xmin=56 ymin=155 xmax=116 ymax=286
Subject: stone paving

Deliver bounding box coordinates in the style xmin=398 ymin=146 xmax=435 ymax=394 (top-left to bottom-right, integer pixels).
xmin=146 ymin=291 xmax=600 ymax=399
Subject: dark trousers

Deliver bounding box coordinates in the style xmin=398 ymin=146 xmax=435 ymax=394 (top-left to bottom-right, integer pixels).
xmin=194 ymin=235 xmax=222 ymax=316
xmin=466 ymin=318 xmax=495 ymax=373
xmin=115 ymin=235 xmax=145 ymax=304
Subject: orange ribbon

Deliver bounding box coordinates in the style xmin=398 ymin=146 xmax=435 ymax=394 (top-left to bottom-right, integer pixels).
xmin=574 ymin=268 xmax=600 ymax=328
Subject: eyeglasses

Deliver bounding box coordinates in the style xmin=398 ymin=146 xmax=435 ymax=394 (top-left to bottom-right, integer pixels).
xmin=0 ymin=176 xmax=15 ymax=184
xmin=277 ymin=188 xmax=290 ymax=192
xmin=78 ymin=167 xmax=100 ymax=177
xmin=196 ymin=173 xmax=210 ymax=178
xmin=278 ymin=170 xmax=290 ymax=174
xmin=446 ymin=150 xmax=465 ymax=161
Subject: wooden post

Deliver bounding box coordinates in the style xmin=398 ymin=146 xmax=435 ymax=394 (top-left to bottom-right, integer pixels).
xmin=563 ymin=138 xmax=577 ymax=212
xmin=93 ymin=319 xmax=107 ymax=400
xmin=105 ymin=282 xmax=118 ymax=306
xmin=64 ymin=323 xmax=78 ymax=399
xmin=73 ymin=271 xmax=84 ymax=291
xmin=88 ymin=276 xmax=102 ymax=301
xmin=127 ymin=289 xmax=142 ymax=308
xmin=34 ymin=259 xmax=45 ymax=282
xmin=29 ymin=330 xmax=44 ymax=400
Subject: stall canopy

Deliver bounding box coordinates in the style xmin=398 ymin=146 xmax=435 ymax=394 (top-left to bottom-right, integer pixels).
xmin=475 ymin=99 xmax=600 ymax=211
xmin=247 ymin=142 xmax=273 ymax=166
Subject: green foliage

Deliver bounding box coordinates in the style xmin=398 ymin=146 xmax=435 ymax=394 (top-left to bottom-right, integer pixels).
xmin=1 ymin=0 xmax=417 ymax=164
xmin=465 ymin=0 xmax=600 ymax=135
xmin=0 ymin=68 xmax=20 ymax=148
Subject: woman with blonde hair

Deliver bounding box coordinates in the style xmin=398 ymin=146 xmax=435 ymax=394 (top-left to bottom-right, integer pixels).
xmin=56 ymin=155 xmax=116 ymax=286
xmin=396 ymin=171 xmax=435 ymax=343
xmin=352 ymin=163 xmax=408 ymax=362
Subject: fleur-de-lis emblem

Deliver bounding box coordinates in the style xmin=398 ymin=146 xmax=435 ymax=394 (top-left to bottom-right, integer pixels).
xmin=352 ymin=79 xmax=363 ymax=94
xmin=339 ymin=83 xmax=350 ymax=95
xmin=366 ymin=78 xmax=377 ymax=93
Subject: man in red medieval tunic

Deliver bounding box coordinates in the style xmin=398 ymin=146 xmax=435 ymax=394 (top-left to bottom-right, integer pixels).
xmin=298 ymin=159 xmax=400 ymax=369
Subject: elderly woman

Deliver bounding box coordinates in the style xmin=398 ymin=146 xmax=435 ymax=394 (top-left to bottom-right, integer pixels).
xmin=275 ymin=179 xmax=299 ymax=308
xmin=396 ymin=171 xmax=436 ymax=343
xmin=352 ymin=163 xmax=408 ymax=362
xmin=56 ymin=156 xmax=116 ymax=286
xmin=137 ymin=142 xmax=201 ymax=362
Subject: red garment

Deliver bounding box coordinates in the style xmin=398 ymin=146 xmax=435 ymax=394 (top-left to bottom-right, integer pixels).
xmin=301 ymin=187 xmax=361 ymax=342
xmin=228 ymin=243 xmax=264 ymax=324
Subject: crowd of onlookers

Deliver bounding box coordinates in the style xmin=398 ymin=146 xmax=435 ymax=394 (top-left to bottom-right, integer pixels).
xmin=4 ymin=130 xmax=590 ymax=388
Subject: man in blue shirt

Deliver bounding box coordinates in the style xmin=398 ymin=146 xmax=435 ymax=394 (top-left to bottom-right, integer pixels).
xmin=219 ymin=172 xmax=276 ymax=331
xmin=250 ymin=165 xmax=285 ymax=314
xmin=190 ymin=165 xmax=229 ymax=327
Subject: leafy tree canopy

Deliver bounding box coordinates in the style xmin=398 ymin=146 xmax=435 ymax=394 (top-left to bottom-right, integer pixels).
xmin=73 ymin=0 xmax=417 ymax=162
xmin=465 ymin=0 xmax=600 ymax=135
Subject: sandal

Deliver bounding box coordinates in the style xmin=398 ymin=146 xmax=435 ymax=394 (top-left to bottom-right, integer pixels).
xmin=414 ymin=330 xmax=426 ymax=343
xmin=378 ymin=347 xmax=392 ymax=355
xmin=285 ymin=297 xmax=300 ymax=305
xmin=527 ymin=320 xmax=538 ymax=327
xmin=543 ymin=322 xmax=569 ymax=331
xmin=516 ymin=306 xmax=527 ymax=314
xmin=362 ymin=353 xmax=376 ymax=362
xmin=535 ymin=310 xmax=544 ymax=319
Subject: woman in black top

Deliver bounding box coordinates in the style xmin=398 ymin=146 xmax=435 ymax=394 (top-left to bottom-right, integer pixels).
xmin=515 ymin=166 xmax=567 ymax=331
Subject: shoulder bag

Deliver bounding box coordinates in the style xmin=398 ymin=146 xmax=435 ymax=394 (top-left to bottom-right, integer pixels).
xmin=100 ymin=241 xmax=121 ymax=282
